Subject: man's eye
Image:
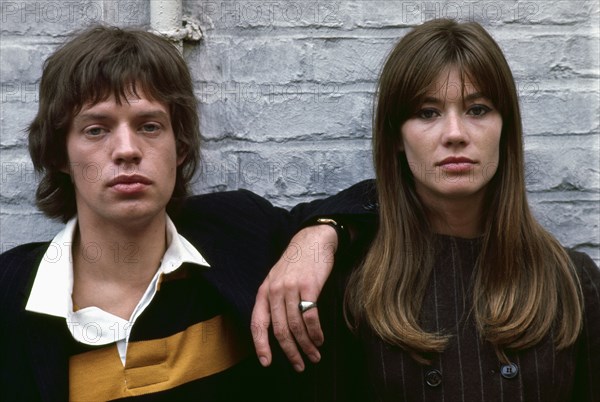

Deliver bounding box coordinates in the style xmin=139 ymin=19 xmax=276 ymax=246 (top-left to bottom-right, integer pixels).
xmin=141 ymin=124 xmax=160 ymax=133
xmin=85 ymin=127 xmax=105 ymax=136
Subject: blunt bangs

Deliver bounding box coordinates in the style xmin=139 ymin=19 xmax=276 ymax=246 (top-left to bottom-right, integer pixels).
xmin=390 ymin=24 xmax=512 ymax=125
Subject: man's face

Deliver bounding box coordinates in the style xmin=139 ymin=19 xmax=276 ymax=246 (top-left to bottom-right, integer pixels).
xmin=64 ymin=91 xmax=182 ymax=228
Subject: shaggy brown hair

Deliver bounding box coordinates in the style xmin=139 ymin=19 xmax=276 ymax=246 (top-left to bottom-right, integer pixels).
xmin=28 ymin=25 xmax=200 ymax=222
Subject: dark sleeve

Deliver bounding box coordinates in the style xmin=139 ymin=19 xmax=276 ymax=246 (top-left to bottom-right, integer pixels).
xmin=0 ymin=243 xmax=69 ymax=402
xmin=288 ymin=179 xmax=378 ymax=222
xmin=235 ymin=183 xmax=377 ymax=402
xmin=240 ymin=178 xmax=378 ymax=239
xmin=570 ymin=250 xmax=600 ymax=402
xmin=242 ymin=179 xmax=379 ymax=259
xmin=293 ymin=252 xmax=372 ymax=402
xmin=174 ymin=183 xmax=378 ymax=401
xmin=0 ymin=243 xmax=47 ymax=317
xmin=172 ymin=180 xmax=377 ymax=322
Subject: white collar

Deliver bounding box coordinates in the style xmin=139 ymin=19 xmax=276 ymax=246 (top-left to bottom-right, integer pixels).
xmin=25 ymin=215 xmax=210 ymax=318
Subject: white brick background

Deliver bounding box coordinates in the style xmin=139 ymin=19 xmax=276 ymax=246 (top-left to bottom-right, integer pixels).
xmin=1 ymin=0 xmax=599 ymax=262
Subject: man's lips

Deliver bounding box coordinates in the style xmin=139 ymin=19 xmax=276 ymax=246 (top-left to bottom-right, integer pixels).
xmin=107 ymin=175 xmax=152 ymax=187
xmin=107 ymin=175 xmax=152 ymax=193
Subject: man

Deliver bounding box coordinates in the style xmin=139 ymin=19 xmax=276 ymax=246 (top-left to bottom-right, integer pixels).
xmin=0 ymin=26 xmax=367 ymax=401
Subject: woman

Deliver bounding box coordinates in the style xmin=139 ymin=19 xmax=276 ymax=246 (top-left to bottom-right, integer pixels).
xmin=342 ymin=18 xmax=599 ymax=401
xmin=254 ymin=18 xmax=600 ymax=401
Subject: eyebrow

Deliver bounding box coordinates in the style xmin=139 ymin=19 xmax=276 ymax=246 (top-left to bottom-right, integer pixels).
xmin=134 ymin=110 xmax=170 ymax=120
xmin=73 ymin=109 xmax=170 ymax=124
xmin=421 ymin=92 xmax=488 ymax=104
xmin=72 ymin=113 xmax=111 ymax=125
xmin=464 ymin=92 xmax=487 ymax=102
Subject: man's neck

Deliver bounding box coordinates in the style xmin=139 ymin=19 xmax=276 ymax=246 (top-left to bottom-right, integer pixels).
xmin=71 ymin=213 xmax=168 ymax=319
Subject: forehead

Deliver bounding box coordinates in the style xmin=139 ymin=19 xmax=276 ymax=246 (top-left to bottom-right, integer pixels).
xmin=73 ymin=91 xmax=170 ymax=120
xmin=424 ymin=68 xmax=481 ymax=100
xmin=72 ymin=80 xmax=170 ymax=116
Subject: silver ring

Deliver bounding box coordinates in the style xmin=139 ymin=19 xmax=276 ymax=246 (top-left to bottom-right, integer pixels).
xmin=298 ymin=300 xmax=317 ymax=313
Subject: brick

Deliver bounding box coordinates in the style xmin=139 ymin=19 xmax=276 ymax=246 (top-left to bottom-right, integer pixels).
xmin=186 ymin=39 xmax=230 ymax=83
xmin=194 ymin=143 xmax=373 ymax=199
xmin=229 ymin=38 xmax=307 ymax=82
xmin=347 ymin=1 xmax=491 ymax=27
xmin=0 ymin=0 xmax=149 ymax=35
xmin=0 ymin=148 xmax=38 ymax=203
xmin=502 ymin=35 xmax=599 ymax=79
xmin=310 ymin=38 xmax=397 ymax=82
xmin=529 ymin=193 xmax=600 ymax=250
xmin=524 ymin=135 xmax=600 ymax=192
xmin=527 ymin=1 xmax=598 ymax=25
xmin=0 ymin=211 xmax=62 ymax=248
xmin=185 ymin=1 xmax=345 ymax=29
xmin=189 ymin=37 xmax=314 ymax=83
xmin=280 ymin=1 xmax=598 ymax=28
xmin=0 ymin=102 xmax=37 ymax=147
xmin=0 ymin=43 xmax=54 ymax=83
xmin=521 ymin=91 xmax=599 ymax=135
xmin=193 ymin=37 xmax=308 ymax=83
xmin=198 ymin=90 xmax=373 ymax=141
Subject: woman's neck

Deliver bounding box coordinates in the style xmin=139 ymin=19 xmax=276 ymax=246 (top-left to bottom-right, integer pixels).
xmin=420 ymin=192 xmax=486 ymax=239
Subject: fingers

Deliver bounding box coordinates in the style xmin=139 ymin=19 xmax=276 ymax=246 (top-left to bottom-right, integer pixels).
xmin=273 ymin=298 xmax=306 ymax=372
xmin=302 ymin=307 xmax=324 ymax=347
xmin=269 ymin=276 xmax=308 ymax=372
xmin=285 ymin=297 xmax=321 ymax=366
xmin=253 ymin=270 xmax=308 ymax=372
xmin=251 ymin=283 xmax=273 ymax=367
xmin=297 ymin=281 xmax=324 ymax=348
xmin=288 ymin=283 xmax=323 ymax=361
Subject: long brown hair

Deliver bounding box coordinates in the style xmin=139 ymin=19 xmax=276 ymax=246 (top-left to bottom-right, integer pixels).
xmin=345 ymin=19 xmax=583 ymax=363
xmin=28 ymin=25 xmax=200 ymax=222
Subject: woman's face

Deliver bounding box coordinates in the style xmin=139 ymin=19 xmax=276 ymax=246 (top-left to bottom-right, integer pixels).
xmin=400 ymin=68 xmax=502 ymax=208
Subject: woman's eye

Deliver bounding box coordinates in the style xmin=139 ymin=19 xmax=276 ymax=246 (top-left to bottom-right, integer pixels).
xmin=468 ymin=105 xmax=491 ymax=116
xmin=416 ymin=109 xmax=438 ymax=119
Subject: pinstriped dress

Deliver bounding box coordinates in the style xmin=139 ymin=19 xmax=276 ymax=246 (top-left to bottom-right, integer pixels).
xmin=360 ymin=235 xmax=600 ymax=402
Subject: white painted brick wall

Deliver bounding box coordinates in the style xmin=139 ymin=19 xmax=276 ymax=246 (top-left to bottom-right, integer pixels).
xmin=1 ymin=0 xmax=599 ymax=262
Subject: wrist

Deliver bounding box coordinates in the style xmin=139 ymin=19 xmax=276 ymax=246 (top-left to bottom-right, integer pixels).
xmin=302 ymin=217 xmax=349 ymax=254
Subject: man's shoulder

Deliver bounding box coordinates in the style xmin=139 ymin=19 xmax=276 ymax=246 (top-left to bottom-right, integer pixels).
xmin=0 ymin=242 xmax=48 ymax=311
xmin=182 ymin=189 xmax=268 ymax=211
xmin=0 ymin=242 xmax=48 ymax=267
xmin=175 ymin=189 xmax=277 ymax=227
xmin=0 ymin=242 xmax=48 ymax=277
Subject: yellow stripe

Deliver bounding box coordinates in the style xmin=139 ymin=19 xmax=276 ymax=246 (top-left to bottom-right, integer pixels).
xmin=69 ymin=315 xmax=250 ymax=401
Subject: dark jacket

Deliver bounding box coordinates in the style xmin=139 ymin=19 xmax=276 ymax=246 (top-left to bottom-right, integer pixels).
xmin=0 ymin=186 xmax=377 ymax=402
